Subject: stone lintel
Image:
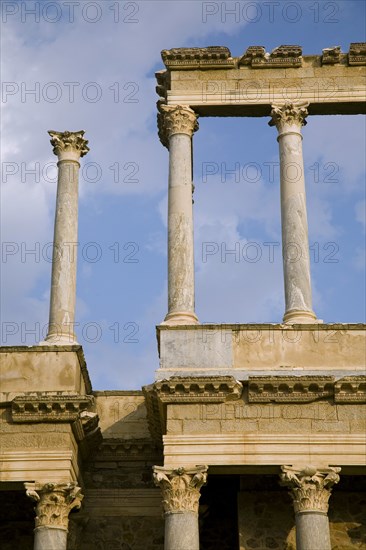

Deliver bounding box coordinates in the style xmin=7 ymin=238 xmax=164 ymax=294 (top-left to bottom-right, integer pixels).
xmin=248 ymin=376 xmax=335 ymax=403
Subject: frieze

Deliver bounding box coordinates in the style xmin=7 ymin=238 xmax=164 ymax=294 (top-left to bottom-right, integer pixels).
xmin=348 ymin=42 xmax=366 ymax=66
xmin=161 ymin=47 xmax=235 ymax=69
xmin=240 ymin=45 xmax=302 ymax=68
xmin=334 ymin=376 xmax=366 ymax=403
xmin=248 ymin=376 xmax=335 ymax=402
xmin=12 ymin=395 xmax=95 ymax=423
xmin=322 ymin=46 xmax=342 ymax=65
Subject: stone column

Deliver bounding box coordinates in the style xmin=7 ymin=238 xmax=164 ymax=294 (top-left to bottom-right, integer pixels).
xmin=25 ymin=482 xmax=83 ymax=550
xmin=44 ymin=130 xmax=89 ymax=344
xmin=280 ymin=465 xmax=340 ymax=550
xmin=158 ymin=105 xmax=199 ymax=325
xmin=153 ymin=465 xmax=208 ymax=550
xmin=269 ymin=103 xmax=317 ymax=324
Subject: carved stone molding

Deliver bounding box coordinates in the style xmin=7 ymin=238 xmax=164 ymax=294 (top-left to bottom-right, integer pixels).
xmin=153 ymin=465 xmax=208 ymax=514
xmin=25 ymin=482 xmax=83 ymax=530
xmin=158 ymin=105 xmax=198 ymax=148
xmin=151 ymin=376 xmax=242 ymax=403
xmin=348 ymin=42 xmax=366 ymax=66
xmin=12 ymin=395 xmax=95 ymax=423
xmin=48 ymin=130 xmax=89 ymax=157
xmin=248 ymin=376 xmax=334 ymax=403
xmin=240 ymin=45 xmax=302 ymax=68
xmin=322 ymin=46 xmax=341 ymax=65
xmin=269 ymin=102 xmax=309 ymax=130
xmin=72 ymin=411 xmax=102 ymax=458
xmin=334 ymin=376 xmax=366 ymax=403
xmin=161 ymin=47 xmax=234 ymax=69
xmin=97 ymin=438 xmax=162 ymax=461
xmin=280 ymin=465 xmax=340 ymax=514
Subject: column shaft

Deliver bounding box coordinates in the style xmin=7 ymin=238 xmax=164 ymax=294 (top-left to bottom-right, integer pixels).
xmin=159 ymin=105 xmax=199 ymax=325
xmin=280 ymin=465 xmax=340 ymax=550
xmin=33 ymin=527 xmax=68 ymax=550
xmin=45 ymin=131 xmax=89 ymax=343
xmin=295 ymin=511 xmax=331 ymax=550
xmin=270 ymin=103 xmax=317 ymax=323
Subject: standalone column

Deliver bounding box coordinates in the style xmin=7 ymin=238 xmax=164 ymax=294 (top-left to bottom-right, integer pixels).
xmin=25 ymin=482 xmax=83 ymax=550
xmin=159 ymin=105 xmax=199 ymax=325
xmin=269 ymin=103 xmax=317 ymax=324
xmin=44 ymin=130 xmax=89 ymax=343
xmin=153 ymin=465 xmax=208 ymax=550
xmin=280 ymin=465 xmax=340 ymax=550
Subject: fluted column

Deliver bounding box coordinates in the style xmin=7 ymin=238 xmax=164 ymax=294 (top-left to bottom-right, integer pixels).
xmin=44 ymin=130 xmax=89 ymax=344
xmin=153 ymin=465 xmax=208 ymax=550
xmin=158 ymin=105 xmax=199 ymax=325
xmin=25 ymin=482 xmax=83 ymax=550
xmin=280 ymin=465 xmax=340 ymax=550
xmin=269 ymin=103 xmax=317 ymax=324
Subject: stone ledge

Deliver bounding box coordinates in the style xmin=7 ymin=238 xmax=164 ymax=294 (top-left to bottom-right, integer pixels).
xmin=11 ymin=395 xmax=95 ymax=422
xmin=248 ymin=376 xmax=366 ymax=403
xmin=152 ymin=376 xmax=242 ymax=403
xmin=248 ymin=376 xmax=335 ymax=403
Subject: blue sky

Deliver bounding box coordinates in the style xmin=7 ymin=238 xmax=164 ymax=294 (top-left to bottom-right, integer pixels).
xmin=1 ymin=0 xmax=365 ymax=389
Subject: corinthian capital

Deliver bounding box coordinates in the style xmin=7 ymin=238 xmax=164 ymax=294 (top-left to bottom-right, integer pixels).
xmin=48 ymin=130 xmax=89 ymax=159
xmin=158 ymin=105 xmax=199 ymax=148
xmin=25 ymin=482 xmax=84 ymax=530
xmin=153 ymin=465 xmax=208 ymax=513
xmin=269 ymin=102 xmax=309 ymax=131
xmin=280 ymin=465 xmax=341 ymax=514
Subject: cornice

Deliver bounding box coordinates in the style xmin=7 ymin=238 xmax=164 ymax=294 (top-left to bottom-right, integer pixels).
xmin=152 ymin=376 xmax=243 ymax=403
xmin=248 ymin=376 xmax=366 ymax=403
xmin=11 ymin=395 xmax=95 ymax=422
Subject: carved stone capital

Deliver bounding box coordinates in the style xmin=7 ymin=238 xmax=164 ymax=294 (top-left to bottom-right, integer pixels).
xmin=153 ymin=465 xmax=208 ymax=514
xmin=158 ymin=105 xmax=198 ymax=148
xmin=280 ymin=465 xmax=340 ymax=514
xmin=25 ymin=482 xmax=83 ymax=530
xmin=48 ymin=130 xmax=89 ymax=159
xmin=269 ymin=102 xmax=309 ymax=132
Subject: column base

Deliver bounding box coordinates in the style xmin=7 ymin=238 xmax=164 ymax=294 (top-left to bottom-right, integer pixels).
xmin=162 ymin=311 xmax=199 ymax=326
xmin=283 ymin=309 xmax=320 ymax=324
xmin=40 ymin=333 xmax=79 ymax=345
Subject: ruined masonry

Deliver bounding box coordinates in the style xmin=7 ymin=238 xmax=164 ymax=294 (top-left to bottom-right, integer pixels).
xmin=1 ymin=44 xmax=365 ymax=550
